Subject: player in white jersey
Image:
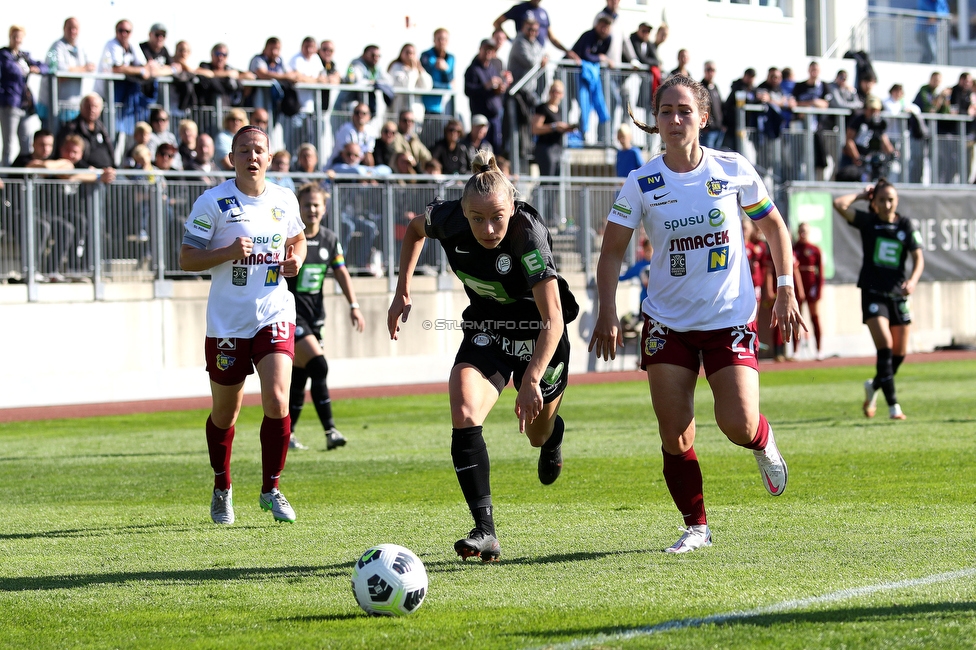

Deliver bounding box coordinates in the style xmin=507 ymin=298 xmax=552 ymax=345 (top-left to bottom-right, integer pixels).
xmin=180 ymin=125 xmax=307 ymax=525
xmin=590 ymin=75 xmax=805 ymax=554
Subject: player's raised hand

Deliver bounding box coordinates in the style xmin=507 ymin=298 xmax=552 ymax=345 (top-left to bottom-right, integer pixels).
xmin=282 ymin=244 xmax=302 ymax=277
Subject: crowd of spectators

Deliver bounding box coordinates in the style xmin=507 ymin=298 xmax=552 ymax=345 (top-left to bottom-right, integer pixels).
xmin=4 ymin=9 xmax=975 ymax=182
xmin=2 ymin=5 xmax=976 ymax=281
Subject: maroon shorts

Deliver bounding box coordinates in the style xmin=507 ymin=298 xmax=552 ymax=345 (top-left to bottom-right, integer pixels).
xmin=205 ymin=321 xmax=295 ymax=386
xmin=639 ymin=317 xmax=760 ymax=377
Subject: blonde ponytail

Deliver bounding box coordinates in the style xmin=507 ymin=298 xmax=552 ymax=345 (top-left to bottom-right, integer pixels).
xmin=462 ymin=149 xmax=517 ymax=209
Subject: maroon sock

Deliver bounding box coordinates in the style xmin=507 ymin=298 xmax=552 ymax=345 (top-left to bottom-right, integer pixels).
xmin=661 ymin=447 xmax=706 ymax=527
xmin=811 ymin=314 xmax=822 ymax=351
xmin=260 ymin=415 xmax=291 ymax=493
xmin=740 ymin=414 xmax=770 ymax=451
xmin=205 ymin=416 xmax=235 ymax=491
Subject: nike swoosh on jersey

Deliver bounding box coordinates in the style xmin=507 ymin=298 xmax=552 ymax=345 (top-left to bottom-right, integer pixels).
xmin=653 ymin=192 xmax=670 ymax=200
xmin=455 ymin=247 xmax=469 ymax=254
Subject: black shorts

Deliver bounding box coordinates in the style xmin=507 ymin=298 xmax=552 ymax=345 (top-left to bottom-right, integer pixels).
xmin=295 ymin=314 xmax=324 ymax=342
xmin=861 ymin=291 xmax=912 ymax=326
xmin=454 ymin=326 xmax=571 ymax=403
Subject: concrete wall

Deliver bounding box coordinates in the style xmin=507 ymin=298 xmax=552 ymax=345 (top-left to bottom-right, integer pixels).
xmin=0 ymin=273 xmax=968 ymax=409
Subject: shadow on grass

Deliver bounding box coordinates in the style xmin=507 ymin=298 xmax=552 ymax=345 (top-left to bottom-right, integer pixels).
xmin=277 ymin=613 xmax=363 ymax=623
xmin=0 ymin=522 xmax=256 ymax=541
xmin=422 ymin=547 xmax=650 ymax=573
xmin=0 ymin=450 xmax=203 ymax=462
xmin=0 ymin=562 xmax=356 ymax=592
xmin=526 ymin=600 xmax=976 ymax=642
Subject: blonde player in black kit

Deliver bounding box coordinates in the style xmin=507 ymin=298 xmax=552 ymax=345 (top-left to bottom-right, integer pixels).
xmin=388 ymin=151 xmax=579 ymax=562
xmin=833 ymin=179 xmax=924 ymax=420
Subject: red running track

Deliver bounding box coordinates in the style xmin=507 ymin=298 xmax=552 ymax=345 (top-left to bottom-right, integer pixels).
xmin=2 ymin=351 xmax=974 ymax=423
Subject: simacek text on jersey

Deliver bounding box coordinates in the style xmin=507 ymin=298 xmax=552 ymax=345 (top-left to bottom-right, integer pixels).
xmin=423 ymin=319 xmax=554 ymax=331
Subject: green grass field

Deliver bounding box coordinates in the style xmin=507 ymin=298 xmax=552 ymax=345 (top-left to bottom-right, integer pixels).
xmin=2 ymin=361 xmax=975 ymax=649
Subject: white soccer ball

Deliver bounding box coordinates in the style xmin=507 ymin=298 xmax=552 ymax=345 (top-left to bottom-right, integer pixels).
xmin=351 ymin=544 xmax=428 ymax=616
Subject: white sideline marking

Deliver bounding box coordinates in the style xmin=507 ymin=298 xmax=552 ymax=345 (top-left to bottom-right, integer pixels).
xmin=536 ymin=568 xmax=976 ymax=650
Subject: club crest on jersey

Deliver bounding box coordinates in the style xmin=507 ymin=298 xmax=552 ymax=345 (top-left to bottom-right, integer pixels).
xmin=232 ymin=266 xmax=247 ymax=286
xmin=644 ymin=335 xmax=666 ymax=356
xmin=472 ymin=333 xmax=492 ymax=347
xmin=496 ymin=253 xmax=513 ymax=274
xmin=270 ymin=207 xmax=284 ymax=222
xmin=706 ymin=178 xmax=729 ymax=197
xmin=215 ymin=352 xmax=236 ymax=371
xmin=319 ymin=247 xmax=330 ymax=260
xmin=638 ymin=173 xmax=665 ymax=193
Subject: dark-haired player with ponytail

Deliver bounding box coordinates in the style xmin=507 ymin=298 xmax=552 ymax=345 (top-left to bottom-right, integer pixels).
xmin=591 ymin=75 xmax=804 ymax=554
xmin=388 ymin=150 xmax=579 ymax=562
xmin=833 ymin=179 xmax=924 ymax=420
xmin=286 ymin=183 xmax=365 ymax=451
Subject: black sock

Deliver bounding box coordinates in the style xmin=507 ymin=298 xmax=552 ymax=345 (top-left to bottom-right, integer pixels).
xmin=542 ymin=415 xmax=564 ymax=450
xmin=451 ymin=426 xmax=494 ymax=536
xmin=892 ymin=355 xmax=905 ymax=375
xmin=874 ymin=348 xmax=897 ymax=406
xmin=289 ymin=366 xmax=309 ymax=431
xmin=306 ymin=355 xmax=335 ymax=430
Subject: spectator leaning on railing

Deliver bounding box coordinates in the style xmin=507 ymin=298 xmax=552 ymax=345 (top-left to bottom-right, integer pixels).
xmin=43 ymin=17 xmax=96 ymax=121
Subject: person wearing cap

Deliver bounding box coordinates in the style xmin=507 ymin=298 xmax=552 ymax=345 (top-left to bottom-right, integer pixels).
xmin=461 ymin=114 xmax=493 ymax=160
xmin=464 ymin=39 xmax=511 ymax=154
xmin=569 ymin=14 xmax=613 ymax=66
xmin=837 ymin=95 xmax=895 ymax=182
xmin=139 ymin=23 xmax=179 ymax=106
xmin=140 ymin=23 xmax=175 ymax=71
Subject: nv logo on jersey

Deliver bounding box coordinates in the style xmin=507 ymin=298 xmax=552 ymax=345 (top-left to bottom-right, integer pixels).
xmin=217 ymin=197 xmax=241 ymax=212
xmin=706 ymin=178 xmax=729 ymax=197
xmin=638 ymin=173 xmax=665 ymax=193
xmin=708 ymin=246 xmax=730 ymax=272
xmin=265 ymin=265 xmax=281 ymax=285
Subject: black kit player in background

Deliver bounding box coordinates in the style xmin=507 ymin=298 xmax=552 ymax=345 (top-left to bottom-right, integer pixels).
xmin=388 ymin=151 xmax=579 ymax=562
xmin=286 ymin=183 xmax=366 ymax=451
xmin=833 ymin=178 xmax=924 ymax=420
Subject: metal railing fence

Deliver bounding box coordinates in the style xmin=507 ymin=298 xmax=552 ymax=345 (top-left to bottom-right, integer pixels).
xmin=0 ymin=168 xmax=628 ymax=301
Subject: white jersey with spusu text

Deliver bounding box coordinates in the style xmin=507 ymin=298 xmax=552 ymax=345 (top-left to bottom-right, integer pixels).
xmin=607 ymin=147 xmax=775 ymax=331
xmin=184 ymin=179 xmax=304 ymax=338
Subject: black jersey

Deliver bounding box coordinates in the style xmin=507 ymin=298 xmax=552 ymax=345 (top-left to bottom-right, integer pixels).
xmin=849 ymin=209 xmax=922 ymax=294
xmin=286 ymin=226 xmax=344 ymax=325
xmin=425 ymin=199 xmax=578 ymax=323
